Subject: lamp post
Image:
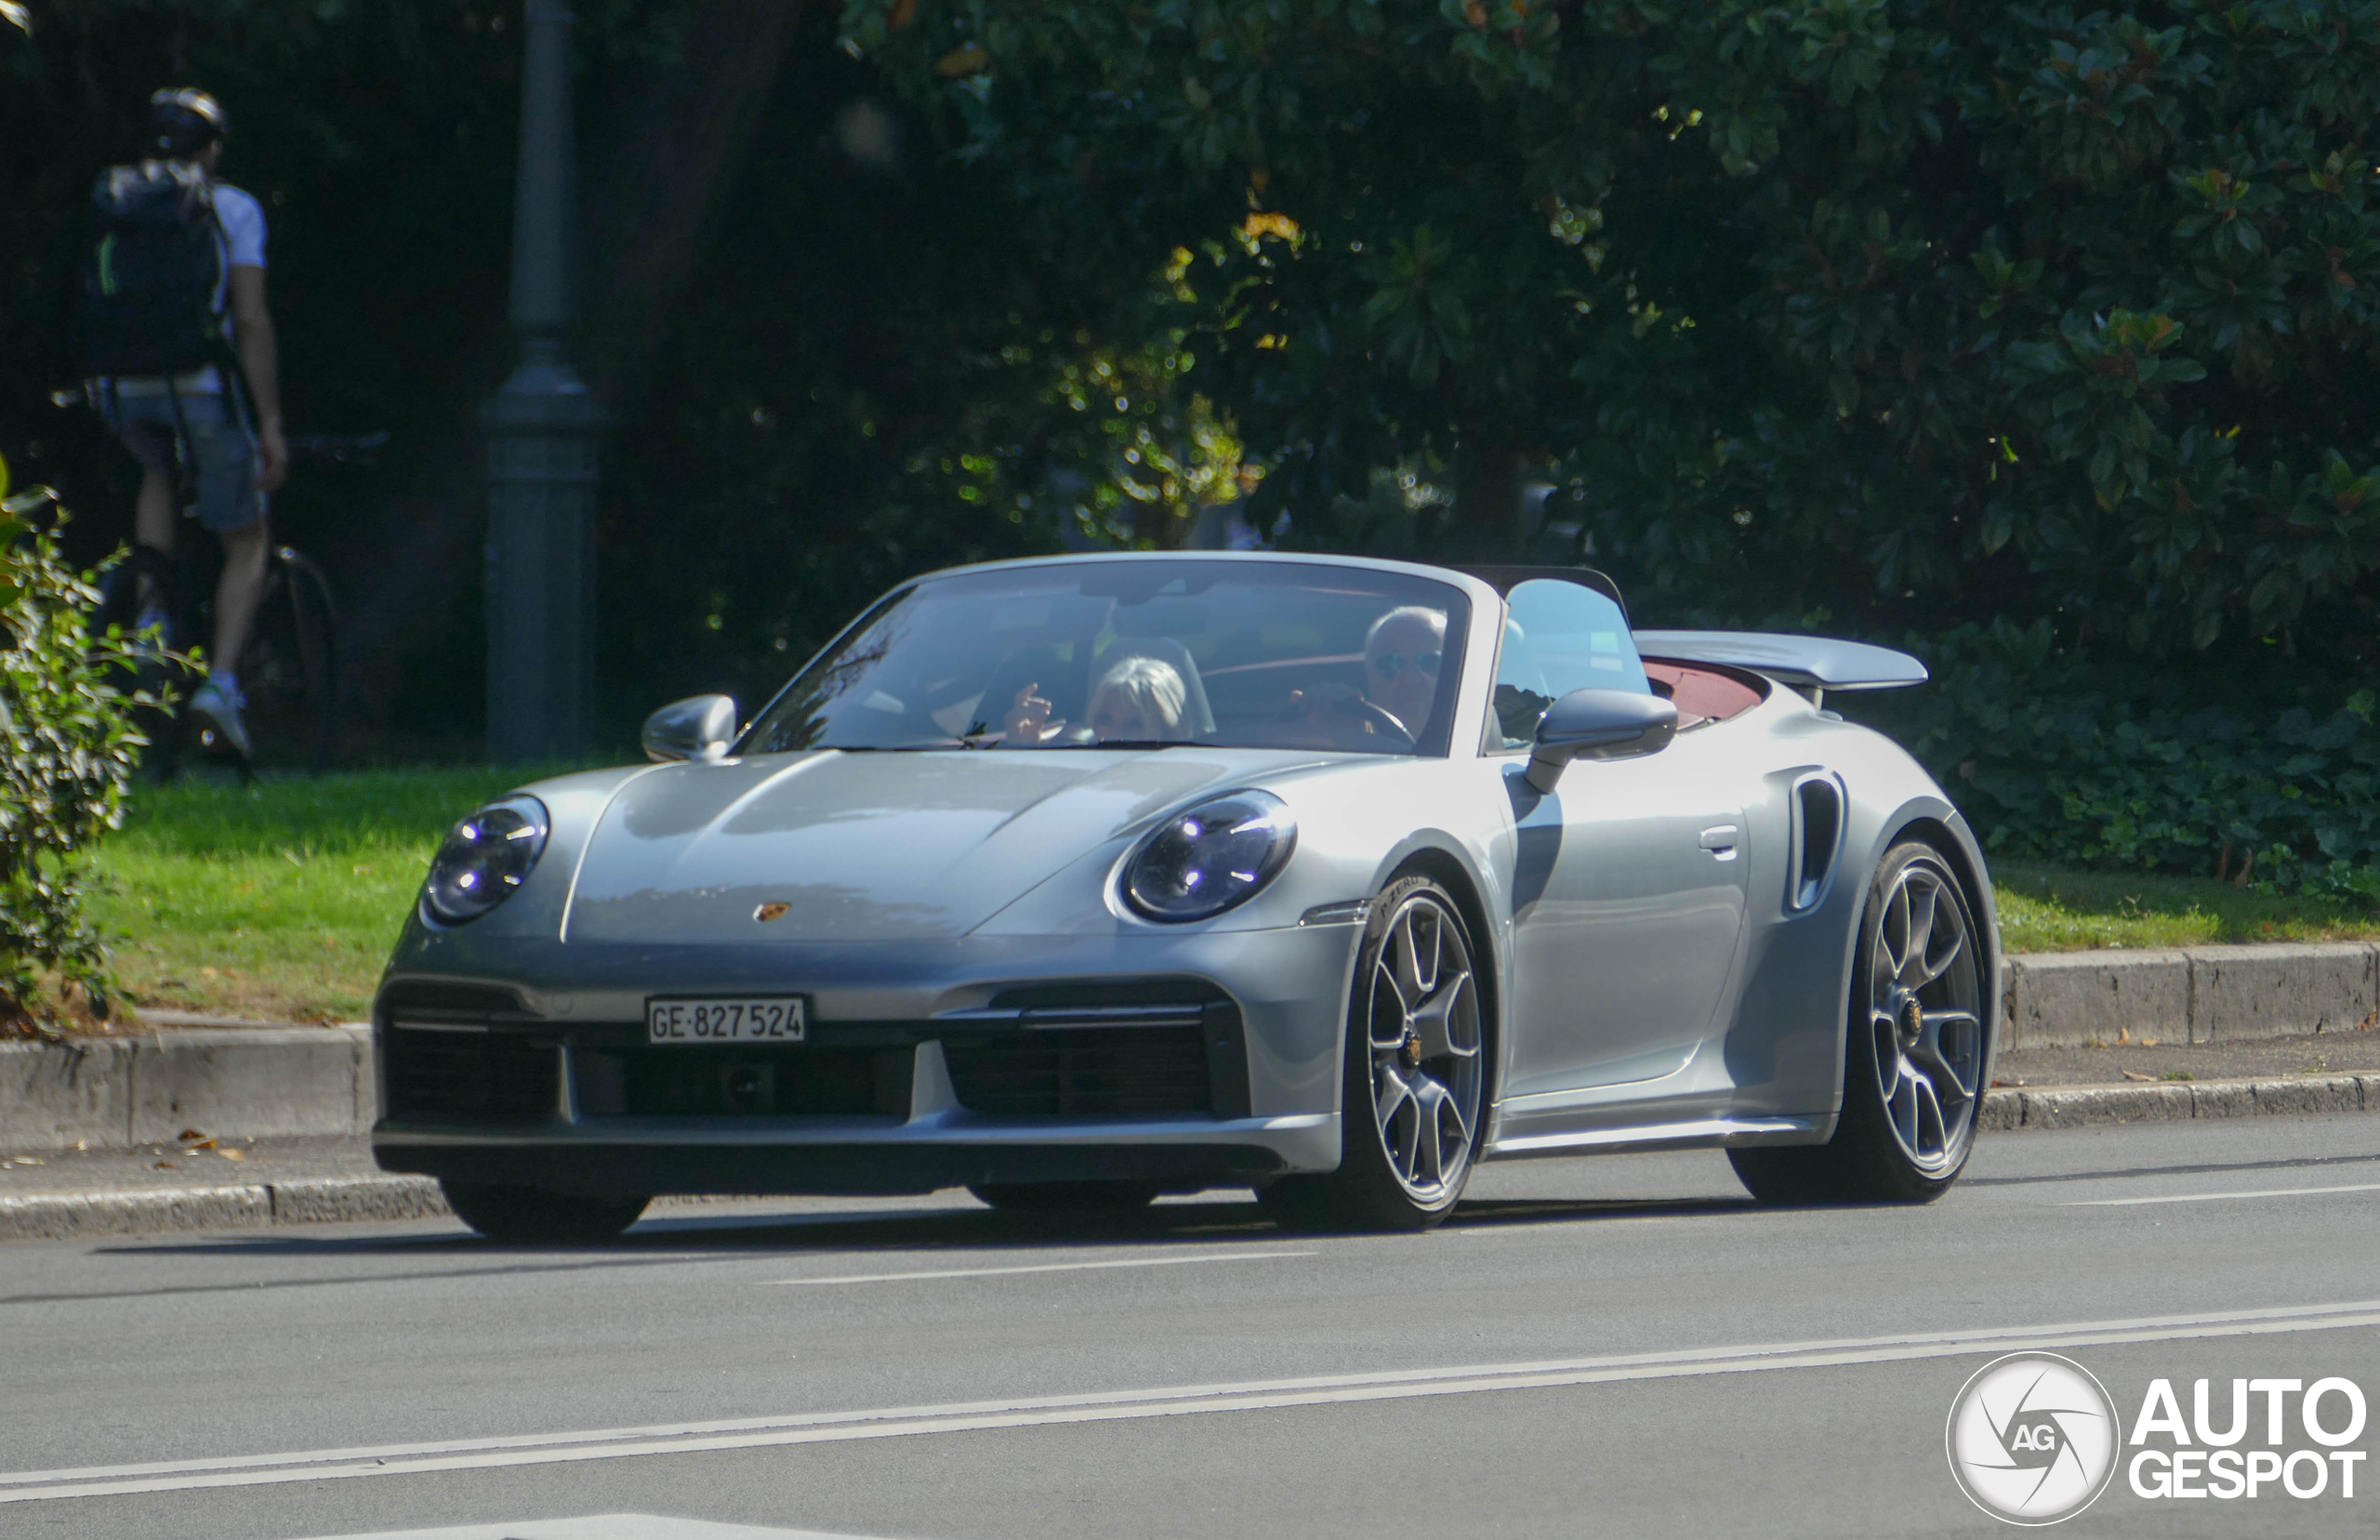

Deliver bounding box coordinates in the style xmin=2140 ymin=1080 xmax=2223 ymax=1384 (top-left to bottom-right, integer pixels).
xmin=483 ymin=0 xmax=599 ymax=761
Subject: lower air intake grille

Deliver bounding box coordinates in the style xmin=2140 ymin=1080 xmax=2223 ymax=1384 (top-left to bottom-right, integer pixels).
xmin=601 ymin=1047 xmax=906 ymax=1118
xmin=382 ymin=1032 xmax=555 ymax=1122
xmin=944 ymin=1026 xmax=1212 ymax=1116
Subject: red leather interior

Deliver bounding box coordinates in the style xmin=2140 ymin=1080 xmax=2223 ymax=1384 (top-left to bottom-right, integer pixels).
xmin=1643 ymin=661 xmax=1765 ymax=729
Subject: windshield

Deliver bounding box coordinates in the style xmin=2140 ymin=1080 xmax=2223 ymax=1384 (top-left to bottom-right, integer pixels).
xmin=742 ymin=559 xmax=1471 ymax=757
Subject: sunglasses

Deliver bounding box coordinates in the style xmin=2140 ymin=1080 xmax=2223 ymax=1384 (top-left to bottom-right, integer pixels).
xmin=1368 ymin=650 xmax=1442 ymax=680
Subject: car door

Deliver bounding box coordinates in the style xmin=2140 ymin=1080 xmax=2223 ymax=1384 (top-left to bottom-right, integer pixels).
xmin=1490 ymin=580 xmax=1752 ymax=1096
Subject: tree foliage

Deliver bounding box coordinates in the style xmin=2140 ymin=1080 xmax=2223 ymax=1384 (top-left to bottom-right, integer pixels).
xmin=843 ymin=0 xmax=2380 ymax=678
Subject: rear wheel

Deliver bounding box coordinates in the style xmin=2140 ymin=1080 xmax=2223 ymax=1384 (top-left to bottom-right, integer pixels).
xmin=1730 ymin=842 xmax=1987 ymax=1204
xmin=440 ymin=1181 xmax=650 ymax=1243
xmin=1263 ymin=875 xmax=1485 ymax=1231
xmin=238 ymin=546 xmax=339 ymax=774
xmin=969 ymin=1181 xmax=1160 ymax=1213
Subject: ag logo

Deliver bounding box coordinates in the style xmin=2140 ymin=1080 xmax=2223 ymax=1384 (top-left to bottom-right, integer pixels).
xmin=1946 ymin=1352 xmax=2122 ymax=1525
xmin=2005 ymin=1416 xmax=2064 ymax=1455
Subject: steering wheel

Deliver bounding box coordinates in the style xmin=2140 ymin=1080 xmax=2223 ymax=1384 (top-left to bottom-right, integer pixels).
xmin=1276 ymin=686 xmax=1419 ymax=748
xmin=1335 ymin=693 xmax=1416 ymax=748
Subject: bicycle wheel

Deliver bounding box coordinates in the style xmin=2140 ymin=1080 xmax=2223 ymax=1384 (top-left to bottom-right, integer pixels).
xmin=235 ymin=545 xmax=338 ymax=774
xmin=279 ymin=545 xmax=340 ymax=774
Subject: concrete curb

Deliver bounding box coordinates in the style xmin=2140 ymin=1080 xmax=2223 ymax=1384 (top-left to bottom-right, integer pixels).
xmin=0 ymin=1180 xmax=771 ymax=1242
xmin=1976 ymin=1073 xmax=2377 ymax=1132
xmin=0 ymin=1175 xmax=447 ymax=1242
xmin=0 ymin=1026 xmax=375 ymax=1154
xmin=0 ymin=1073 xmax=2373 ymax=1241
xmin=2001 ymin=941 xmax=2378 ymax=1050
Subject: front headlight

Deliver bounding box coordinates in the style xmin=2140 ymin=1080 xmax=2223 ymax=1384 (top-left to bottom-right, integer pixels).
xmin=1124 ymin=790 xmax=1296 ymax=922
xmin=421 ymin=795 xmax=550 ymax=925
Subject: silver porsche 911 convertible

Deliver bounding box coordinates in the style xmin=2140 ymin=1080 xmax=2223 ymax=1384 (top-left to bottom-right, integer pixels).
xmin=374 ymin=553 xmax=1998 ymax=1239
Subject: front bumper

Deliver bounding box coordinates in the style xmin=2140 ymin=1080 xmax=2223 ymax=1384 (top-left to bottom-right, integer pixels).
xmin=375 ymin=1114 xmax=1332 ymax=1197
xmin=371 ymin=924 xmax=1361 ymax=1196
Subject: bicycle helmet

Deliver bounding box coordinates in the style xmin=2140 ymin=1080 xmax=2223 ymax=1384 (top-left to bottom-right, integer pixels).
xmin=148 ymin=87 xmax=229 ymax=158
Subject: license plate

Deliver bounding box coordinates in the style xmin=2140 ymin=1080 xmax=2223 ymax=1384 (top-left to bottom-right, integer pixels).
xmin=645 ymin=996 xmax=807 ymax=1045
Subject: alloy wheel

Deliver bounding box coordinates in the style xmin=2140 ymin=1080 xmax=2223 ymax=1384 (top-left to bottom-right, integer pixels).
xmin=1363 ymin=890 xmax=1484 ymax=1202
xmin=1867 ymin=859 xmax=1983 ymax=1176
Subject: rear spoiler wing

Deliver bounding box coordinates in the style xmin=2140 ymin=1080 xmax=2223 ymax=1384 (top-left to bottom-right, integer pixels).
xmin=1633 ymin=630 xmax=1927 ymax=695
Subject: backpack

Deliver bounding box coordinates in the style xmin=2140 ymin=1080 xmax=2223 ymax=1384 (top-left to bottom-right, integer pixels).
xmin=78 ymin=161 xmax=228 ymax=379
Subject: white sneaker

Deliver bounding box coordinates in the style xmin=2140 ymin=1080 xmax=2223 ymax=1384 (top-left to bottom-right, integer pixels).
xmin=187 ymin=678 xmax=252 ymax=760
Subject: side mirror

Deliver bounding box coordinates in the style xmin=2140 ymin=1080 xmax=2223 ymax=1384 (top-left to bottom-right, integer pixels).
xmin=1525 ymin=688 xmax=1677 ymax=793
xmin=641 ymin=694 xmax=739 ymax=763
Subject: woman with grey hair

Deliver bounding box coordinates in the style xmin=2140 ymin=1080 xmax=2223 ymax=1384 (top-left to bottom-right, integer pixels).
xmin=1086 ymin=655 xmax=1190 ymax=742
xmin=1000 ymin=654 xmax=1191 ymax=745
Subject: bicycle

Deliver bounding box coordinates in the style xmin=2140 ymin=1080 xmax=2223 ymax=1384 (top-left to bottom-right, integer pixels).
xmin=86 ymin=431 xmax=374 ymax=780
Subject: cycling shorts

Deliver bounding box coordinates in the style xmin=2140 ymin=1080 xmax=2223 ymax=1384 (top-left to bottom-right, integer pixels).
xmin=98 ymin=383 xmax=269 ymax=535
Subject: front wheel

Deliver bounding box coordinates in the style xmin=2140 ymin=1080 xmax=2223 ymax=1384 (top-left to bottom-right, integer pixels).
xmin=1730 ymin=841 xmax=1988 ymax=1205
xmin=1263 ymin=875 xmax=1486 ymax=1231
xmin=440 ymin=1181 xmax=650 ymax=1243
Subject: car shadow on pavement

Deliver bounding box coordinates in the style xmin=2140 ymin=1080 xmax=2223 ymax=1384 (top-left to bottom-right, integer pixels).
xmin=1447 ymin=1195 xmax=1758 ymax=1228
xmin=7 ymin=1191 xmax=1792 ymax=1306
xmin=76 ymin=1189 xmax=1765 ymax=1271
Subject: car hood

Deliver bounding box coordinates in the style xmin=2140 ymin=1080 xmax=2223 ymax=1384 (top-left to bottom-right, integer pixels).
xmin=561 ymin=749 xmax=1308 ymax=944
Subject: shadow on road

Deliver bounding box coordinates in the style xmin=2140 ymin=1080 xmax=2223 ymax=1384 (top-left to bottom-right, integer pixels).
xmin=7 ymin=1189 xmax=1766 ymax=1307
xmin=1963 ymin=1146 xmax=2380 ymax=1189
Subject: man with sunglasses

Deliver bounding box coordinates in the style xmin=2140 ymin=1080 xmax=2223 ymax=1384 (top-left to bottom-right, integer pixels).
xmin=1280 ymin=602 xmax=1451 ymax=744
xmin=1360 ymin=605 xmax=1448 ymax=738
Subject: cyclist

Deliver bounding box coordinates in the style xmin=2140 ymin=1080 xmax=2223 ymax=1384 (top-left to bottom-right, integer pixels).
xmin=83 ymin=87 xmax=286 ymax=759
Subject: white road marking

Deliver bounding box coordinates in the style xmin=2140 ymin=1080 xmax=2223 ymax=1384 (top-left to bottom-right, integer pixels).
xmin=764 ymin=1250 xmax=1315 ymax=1286
xmin=9 ymin=1297 xmax=2379 ymax=1506
xmin=2062 ymin=1180 xmax=2380 ymax=1207
xmin=312 ymin=1516 xmax=879 ymax=1540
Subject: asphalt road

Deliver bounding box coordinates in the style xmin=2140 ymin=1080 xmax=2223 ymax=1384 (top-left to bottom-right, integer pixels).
xmin=7 ymin=1114 xmax=2377 ymax=1540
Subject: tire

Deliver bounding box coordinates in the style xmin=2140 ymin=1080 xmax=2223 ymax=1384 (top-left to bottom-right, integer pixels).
xmin=440 ymin=1181 xmax=651 ymax=1243
xmin=1262 ymin=875 xmax=1487 ymax=1231
xmin=248 ymin=546 xmax=339 ymax=774
xmin=1730 ymin=841 xmax=1988 ymax=1205
xmin=968 ymin=1181 xmax=1161 ymax=1213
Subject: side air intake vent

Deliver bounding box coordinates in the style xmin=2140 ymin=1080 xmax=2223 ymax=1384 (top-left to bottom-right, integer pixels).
xmin=944 ymin=1027 xmax=1213 ymax=1115
xmin=382 ymin=1030 xmax=556 ymax=1122
xmin=1788 ymin=772 xmax=1844 ymax=914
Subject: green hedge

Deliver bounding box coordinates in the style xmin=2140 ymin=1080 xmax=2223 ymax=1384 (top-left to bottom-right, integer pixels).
xmin=0 ymin=477 xmax=155 ymax=1023
xmin=1857 ymin=621 xmax=2379 ymax=903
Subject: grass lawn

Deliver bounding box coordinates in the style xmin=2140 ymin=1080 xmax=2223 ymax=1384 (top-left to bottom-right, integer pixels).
xmin=77 ymin=770 xmax=2380 ymax=1024
xmin=1990 ymin=862 xmax=2380 ymax=952
xmin=89 ymin=768 xmax=539 ymax=1022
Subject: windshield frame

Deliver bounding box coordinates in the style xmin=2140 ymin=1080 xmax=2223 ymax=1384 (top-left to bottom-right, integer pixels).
xmin=734 ymin=556 xmax=1479 ymax=760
